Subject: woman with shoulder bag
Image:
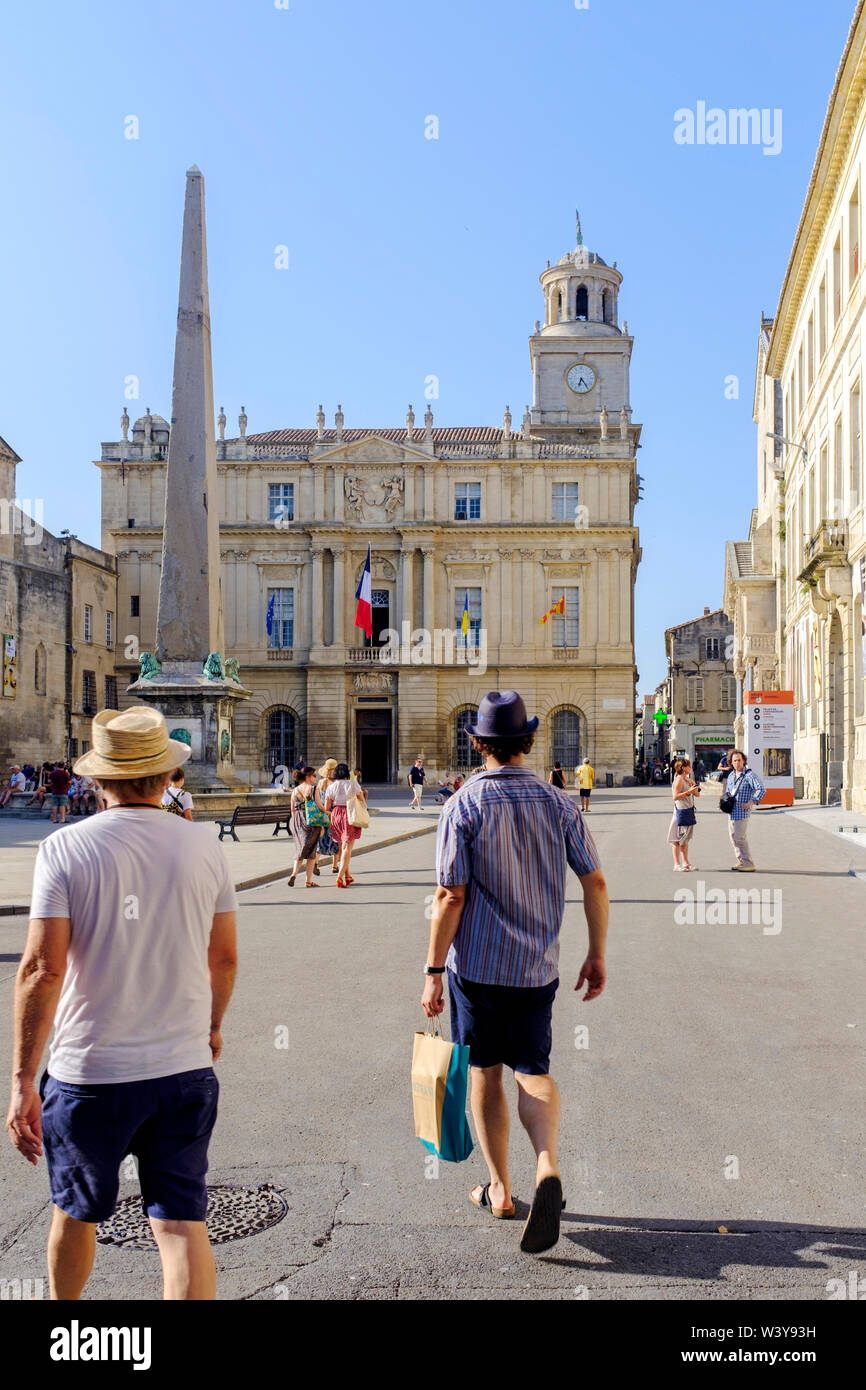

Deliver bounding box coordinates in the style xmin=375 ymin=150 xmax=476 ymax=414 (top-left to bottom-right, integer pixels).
xmin=315 ymin=758 xmax=340 ymax=874
xmin=668 ymin=757 xmax=700 ymax=871
xmin=288 ymin=766 xmax=327 ymax=888
xmin=325 ymin=762 xmax=367 ymax=887
xmin=721 ymin=749 xmax=765 ymax=871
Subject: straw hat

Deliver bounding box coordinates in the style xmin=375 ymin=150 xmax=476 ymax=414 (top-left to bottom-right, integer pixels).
xmin=73 ymin=708 xmax=192 ymax=779
xmin=316 ymin=758 xmax=338 ymax=779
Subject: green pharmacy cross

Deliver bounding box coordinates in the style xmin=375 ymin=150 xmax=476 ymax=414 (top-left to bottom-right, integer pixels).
xmin=653 ymin=709 xmax=668 ymax=725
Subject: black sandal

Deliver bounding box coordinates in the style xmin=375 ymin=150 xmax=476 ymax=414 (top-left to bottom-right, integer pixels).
xmin=519 ymin=1175 xmax=563 ymax=1253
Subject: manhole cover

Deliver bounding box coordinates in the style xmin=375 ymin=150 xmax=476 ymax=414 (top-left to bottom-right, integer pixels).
xmin=97 ymin=1184 xmax=288 ymax=1250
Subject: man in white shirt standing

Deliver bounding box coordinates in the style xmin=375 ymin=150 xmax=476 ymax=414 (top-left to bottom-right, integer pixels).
xmin=5 ymin=707 xmax=238 ymax=1301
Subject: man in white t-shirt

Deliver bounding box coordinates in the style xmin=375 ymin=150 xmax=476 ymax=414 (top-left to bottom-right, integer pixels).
xmin=0 ymin=765 xmax=25 ymax=808
xmin=5 ymin=707 xmax=237 ymax=1301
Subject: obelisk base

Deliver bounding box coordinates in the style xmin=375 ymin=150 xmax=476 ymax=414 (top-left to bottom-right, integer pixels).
xmin=127 ymin=661 xmax=251 ymax=791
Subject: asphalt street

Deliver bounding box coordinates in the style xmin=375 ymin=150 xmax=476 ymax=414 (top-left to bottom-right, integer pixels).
xmin=1 ymin=786 xmax=865 ymax=1300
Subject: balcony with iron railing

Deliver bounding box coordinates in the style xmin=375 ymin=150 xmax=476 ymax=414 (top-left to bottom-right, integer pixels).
xmin=797 ymin=518 xmax=848 ymax=583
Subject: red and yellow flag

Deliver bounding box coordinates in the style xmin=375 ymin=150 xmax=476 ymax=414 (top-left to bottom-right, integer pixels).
xmin=539 ymin=595 xmax=565 ymax=626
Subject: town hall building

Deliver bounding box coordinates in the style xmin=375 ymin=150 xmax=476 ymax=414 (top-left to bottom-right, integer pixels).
xmin=97 ymin=221 xmax=642 ymax=785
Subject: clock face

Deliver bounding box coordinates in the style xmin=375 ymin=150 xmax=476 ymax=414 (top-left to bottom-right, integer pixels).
xmin=567 ymin=363 xmax=596 ymax=394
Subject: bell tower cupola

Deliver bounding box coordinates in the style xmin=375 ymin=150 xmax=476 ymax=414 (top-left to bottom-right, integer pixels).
xmin=529 ymin=211 xmax=635 ymax=443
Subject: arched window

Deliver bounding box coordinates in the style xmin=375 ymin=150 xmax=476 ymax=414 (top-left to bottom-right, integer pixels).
xmin=264 ymin=707 xmax=296 ymax=775
xmin=558 ymin=291 xmax=566 ymax=322
xmin=551 ymin=708 xmax=582 ymax=772
xmin=601 ymin=288 xmax=611 ymax=323
xmin=575 ymin=285 xmax=588 ymax=320
xmin=453 ymin=707 xmax=483 ymax=770
xmin=34 ymin=642 xmax=46 ymax=695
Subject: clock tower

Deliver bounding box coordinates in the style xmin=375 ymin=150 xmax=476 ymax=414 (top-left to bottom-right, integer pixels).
xmin=529 ymin=212 xmax=634 ymax=443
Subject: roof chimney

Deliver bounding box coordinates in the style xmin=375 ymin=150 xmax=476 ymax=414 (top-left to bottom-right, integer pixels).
xmin=703 ymin=606 xmax=710 ymax=615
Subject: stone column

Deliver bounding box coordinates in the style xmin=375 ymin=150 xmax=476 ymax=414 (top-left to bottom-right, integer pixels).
xmin=520 ymin=550 xmax=534 ymax=648
xmin=404 ymin=465 xmax=416 ymax=518
xmin=498 ymin=548 xmax=512 ymax=659
xmin=423 ymin=466 xmax=434 ymax=521
xmin=313 ymin=469 xmax=325 ymax=522
xmin=311 ymin=546 xmax=325 ymax=648
xmin=422 ymin=548 xmax=435 ymax=631
xmin=333 ymin=547 xmax=345 ymax=646
xmin=401 ymin=549 xmax=414 ymax=632
xmin=333 ymin=468 xmax=344 ymax=522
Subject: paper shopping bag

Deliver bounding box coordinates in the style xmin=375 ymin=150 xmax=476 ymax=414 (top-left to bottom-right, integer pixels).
xmin=411 ymin=1017 xmax=474 ymax=1163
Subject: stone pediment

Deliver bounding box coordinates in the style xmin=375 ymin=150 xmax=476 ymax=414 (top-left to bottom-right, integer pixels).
xmin=313 ymin=434 xmax=431 ymax=466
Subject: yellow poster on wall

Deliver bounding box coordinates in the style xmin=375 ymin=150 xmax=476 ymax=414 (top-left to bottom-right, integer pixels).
xmin=2 ymin=634 xmax=16 ymax=697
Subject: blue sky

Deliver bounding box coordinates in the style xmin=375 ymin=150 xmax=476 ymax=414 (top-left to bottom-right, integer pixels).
xmin=0 ymin=0 xmax=855 ymax=692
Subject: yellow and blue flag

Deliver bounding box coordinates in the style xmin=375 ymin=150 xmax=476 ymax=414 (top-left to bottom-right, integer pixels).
xmin=461 ymin=590 xmax=470 ymax=637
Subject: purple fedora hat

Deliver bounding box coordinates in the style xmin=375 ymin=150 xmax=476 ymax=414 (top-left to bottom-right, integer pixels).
xmin=466 ymin=690 xmax=539 ymax=739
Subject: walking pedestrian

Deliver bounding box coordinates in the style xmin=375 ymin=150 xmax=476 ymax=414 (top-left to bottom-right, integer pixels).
xmin=575 ymin=756 xmax=594 ymax=812
xmin=548 ymin=762 xmax=565 ymax=790
xmin=48 ymin=761 xmax=71 ymax=825
xmin=325 ymin=762 xmax=367 ymax=887
xmin=421 ymin=690 xmax=609 ymax=1255
xmin=316 ymin=759 xmax=340 ymax=873
xmin=5 ymin=707 xmax=237 ymax=1300
xmin=288 ymin=767 xmax=326 ymax=888
xmin=723 ymin=749 xmax=766 ymax=871
xmin=408 ymin=758 xmax=426 ymax=809
xmin=161 ymin=768 xmax=194 ymax=822
xmin=694 ymin=757 xmax=706 ymax=784
xmin=668 ymin=757 xmax=700 ymax=872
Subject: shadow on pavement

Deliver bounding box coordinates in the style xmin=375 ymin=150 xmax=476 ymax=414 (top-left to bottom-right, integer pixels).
xmin=540 ymin=1213 xmax=866 ymax=1283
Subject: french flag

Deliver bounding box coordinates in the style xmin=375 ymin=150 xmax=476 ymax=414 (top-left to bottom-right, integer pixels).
xmin=354 ymin=544 xmax=373 ymax=639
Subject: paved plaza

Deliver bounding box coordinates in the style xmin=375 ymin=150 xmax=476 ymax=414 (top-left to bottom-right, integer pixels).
xmin=2 ymin=787 xmax=865 ymax=1301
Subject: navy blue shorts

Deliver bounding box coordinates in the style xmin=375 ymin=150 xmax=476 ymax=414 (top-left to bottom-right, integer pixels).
xmin=448 ymin=971 xmax=559 ymax=1075
xmin=40 ymin=1067 xmax=218 ymax=1224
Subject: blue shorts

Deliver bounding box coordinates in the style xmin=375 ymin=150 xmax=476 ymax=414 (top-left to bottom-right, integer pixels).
xmin=448 ymin=971 xmax=558 ymax=1075
xmin=40 ymin=1067 xmax=218 ymax=1223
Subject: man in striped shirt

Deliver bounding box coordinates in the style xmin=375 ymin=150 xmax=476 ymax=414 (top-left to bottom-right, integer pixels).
xmin=421 ymin=691 xmax=609 ymax=1254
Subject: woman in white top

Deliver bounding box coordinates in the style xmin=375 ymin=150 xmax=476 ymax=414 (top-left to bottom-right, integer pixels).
xmin=325 ymin=761 xmax=367 ymax=887
xmin=668 ymin=757 xmax=700 ymax=871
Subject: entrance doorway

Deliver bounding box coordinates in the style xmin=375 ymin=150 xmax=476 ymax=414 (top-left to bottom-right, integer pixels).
xmin=356 ymin=707 xmax=392 ymax=783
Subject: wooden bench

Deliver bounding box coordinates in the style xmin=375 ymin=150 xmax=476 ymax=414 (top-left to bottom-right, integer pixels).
xmin=215 ymin=805 xmax=292 ymax=842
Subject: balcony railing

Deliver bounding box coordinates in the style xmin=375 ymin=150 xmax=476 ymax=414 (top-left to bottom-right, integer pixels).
xmin=797 ymin=518 xmax=848 ymax=583
xmin=552 ymin=647 xmax=580 ymax=661
xmin=267 ymin=648 xmax=294 ymax=661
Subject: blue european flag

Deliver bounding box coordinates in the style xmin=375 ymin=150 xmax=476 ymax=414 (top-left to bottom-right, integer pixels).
xmin=266 ymin=592 xmax=275 ymax=637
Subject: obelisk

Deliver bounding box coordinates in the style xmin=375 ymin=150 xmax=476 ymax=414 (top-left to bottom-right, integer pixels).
xmin=156 ymin=165 xmax=223 ymax=662
xmin=128 ymin=167 xmax=249 ymax=790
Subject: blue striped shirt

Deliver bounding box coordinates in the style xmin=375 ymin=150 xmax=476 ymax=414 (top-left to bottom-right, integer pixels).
xmin=436 ymin=764 xmax=601 ymax=988
xmin=725 ymin=768 xmax=765 ymax=820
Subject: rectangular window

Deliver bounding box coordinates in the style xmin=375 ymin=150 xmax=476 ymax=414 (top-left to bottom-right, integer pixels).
xmin=807 ymin=313 xmax=814 ymax=389
xmin=851 ymin=381 xmax=861 ymax=506
xmin=819 ymin=276 xmax=827 ymax=357
xmin=686 ymin=676 xmax=704 ymax=712
xmin=82 ymin=670 xmax=97 ymax=716
xmin=552 ymin=481 xmax=579 ymax=521
xmin=104 ymin=675 xmax=118 ymax=709
xmin=84 ymin=604 xmax=92 ymax=643
xmin=267 ymin=587 xmax=294 ymax=649
xmin=705 ymin=637 xmax=721 ymax=660
xmin=69 ymin=739 xmax=78 ymax=759
xmin=551 ymin=587 xmax=580 ymax=648
xmin=833 ymin=415 xmax=844 ymax=517
xmin=834 ymin=233 xmax=842 ymax=322
xmin=106 ymin=611 xmax=114 ymax=649
xmin=454 ymin=482 xmax=481 ymax=521
xmin=850 ymin=184 xmax=860 ymax=283
xmin=797 ymin=342 xmax=804 ymax=418
xmin=130 ymin=595 xmax=140 ymax=618
xmin=720 ymin=676 xmax=736 ymax=711
xmin=455 ymin=587 xmax=482 ymax=645
xmin=268 ymin=482 xmax=294 ymax=523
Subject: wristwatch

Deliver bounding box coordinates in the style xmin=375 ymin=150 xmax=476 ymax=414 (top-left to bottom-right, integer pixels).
xmin=424 ymin=964 xmax=445 ymax=975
